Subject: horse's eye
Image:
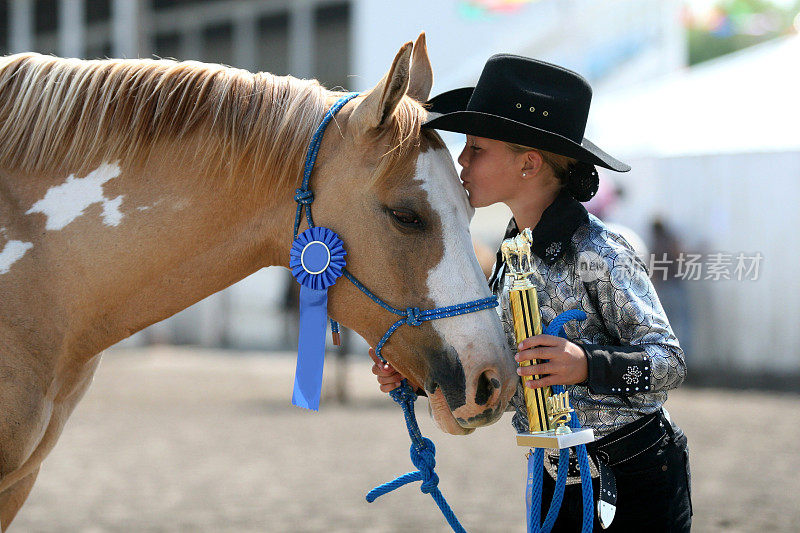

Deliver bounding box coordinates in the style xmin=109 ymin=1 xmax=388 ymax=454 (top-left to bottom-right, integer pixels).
xmin=390 ymin=209 xmax=423 ymax=228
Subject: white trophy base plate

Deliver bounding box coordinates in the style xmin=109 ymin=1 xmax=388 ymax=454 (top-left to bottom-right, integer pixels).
xmin=516 ymin=428 xmax=595 ymax=449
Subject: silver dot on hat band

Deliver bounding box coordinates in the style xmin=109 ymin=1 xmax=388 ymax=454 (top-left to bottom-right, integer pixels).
xmin=543 ymin=111 xmax=549 ymax=116
xmin=529 ymin=106 xmax=535 ymax=112
xmin=515 ymin=103 xmax=522 ymax=108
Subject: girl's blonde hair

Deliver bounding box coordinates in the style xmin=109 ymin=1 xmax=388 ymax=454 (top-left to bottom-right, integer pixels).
xmin=503 ymin=141 xmax=575 ymax=185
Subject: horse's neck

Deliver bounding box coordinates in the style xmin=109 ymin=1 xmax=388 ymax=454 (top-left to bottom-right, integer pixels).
xmin=1 ymin=144 xmax=296 ymax=359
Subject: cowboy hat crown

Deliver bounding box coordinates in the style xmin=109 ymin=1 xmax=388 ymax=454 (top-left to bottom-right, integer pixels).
xmin=423 ymin=54 xmax=630 ymax=172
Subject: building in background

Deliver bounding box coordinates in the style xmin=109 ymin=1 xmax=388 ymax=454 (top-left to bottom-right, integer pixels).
xmin=354 ymin=0 xmax=685 ymax=95
xmin=1 ymin=0 xmax=352 ymax=89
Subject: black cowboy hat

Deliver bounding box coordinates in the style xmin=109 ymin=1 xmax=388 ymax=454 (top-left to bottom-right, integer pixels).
xmin=422 ymin=54 xmax=630 ymax=172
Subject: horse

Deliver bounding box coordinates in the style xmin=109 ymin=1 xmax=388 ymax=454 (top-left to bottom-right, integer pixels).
xmin=0 ymin=34 xmax=517 ymax=528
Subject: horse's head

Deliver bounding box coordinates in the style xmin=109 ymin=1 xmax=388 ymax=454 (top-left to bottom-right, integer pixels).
xmin=312 ymin=35 xmax=517 ymax=435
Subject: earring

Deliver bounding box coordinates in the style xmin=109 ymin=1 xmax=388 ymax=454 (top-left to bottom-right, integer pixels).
xmin=522 ymin=172 xmax=527 ymax=177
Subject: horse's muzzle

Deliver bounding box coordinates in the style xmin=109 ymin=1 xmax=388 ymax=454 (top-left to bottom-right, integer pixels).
xmin=424 ymin=346 xmax=516 ymax=431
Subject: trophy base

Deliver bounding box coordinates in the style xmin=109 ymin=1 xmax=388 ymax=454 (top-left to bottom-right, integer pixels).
xmin=516 ymin=428 xmax=595 ymax=449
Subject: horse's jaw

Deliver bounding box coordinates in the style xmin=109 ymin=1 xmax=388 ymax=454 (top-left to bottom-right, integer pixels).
xmin=428 ymin=388 xmax=475 ymax=436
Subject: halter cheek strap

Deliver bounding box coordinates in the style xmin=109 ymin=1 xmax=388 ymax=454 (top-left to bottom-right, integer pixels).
xmin=292 ymin=93 xmax=356 ymax=242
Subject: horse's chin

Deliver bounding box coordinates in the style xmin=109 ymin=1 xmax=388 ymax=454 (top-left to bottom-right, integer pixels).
xmin=428 ymin=388 xmax=475 ymax=436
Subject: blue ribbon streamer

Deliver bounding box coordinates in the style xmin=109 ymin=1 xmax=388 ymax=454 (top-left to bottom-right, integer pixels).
xmin=292 ymin=285 xmax=329 ymax=410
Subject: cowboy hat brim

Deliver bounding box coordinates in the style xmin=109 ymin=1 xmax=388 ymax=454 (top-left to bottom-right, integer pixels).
xmin=423 ymin=87 xmax=630 ymax=173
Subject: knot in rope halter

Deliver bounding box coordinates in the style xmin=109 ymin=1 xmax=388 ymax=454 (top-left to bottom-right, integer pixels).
xmin=294 ymin=188 xmax=314 ymax=205
xmin=405 ymin=307 xmax=423 ymax=326
xmin=410 ymin=438 xmax=439 ymax=494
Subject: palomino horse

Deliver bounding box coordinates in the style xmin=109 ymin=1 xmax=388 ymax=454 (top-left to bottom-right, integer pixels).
xmin=0 ymin=34 xmax=516 ymax=528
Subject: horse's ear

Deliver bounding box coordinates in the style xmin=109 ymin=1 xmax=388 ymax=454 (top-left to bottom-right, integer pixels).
xmin=408 ymin=32 xmax=433 ymax=102
xmin=350 ymin=41 xmax=412 ymax=136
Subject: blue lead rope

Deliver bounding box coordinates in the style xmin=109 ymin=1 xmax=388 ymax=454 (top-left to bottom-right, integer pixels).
xmin=366 ymin=381 xmax=466 ymax=533
xmin=527 ymin=309 xmax=594 ymax=533
xmin=366 ymin=310 xmax=594 ymax=533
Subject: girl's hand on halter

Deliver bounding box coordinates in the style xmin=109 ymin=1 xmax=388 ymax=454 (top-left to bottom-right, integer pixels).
xmin=369 ymin=347 xmax=404 ymax=393
xmin=515 ymin=335 xmax=589 ymax=388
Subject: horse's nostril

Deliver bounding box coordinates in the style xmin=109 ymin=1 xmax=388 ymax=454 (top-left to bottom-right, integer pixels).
xmin=474 ymin=369 xmax=500 ymax=406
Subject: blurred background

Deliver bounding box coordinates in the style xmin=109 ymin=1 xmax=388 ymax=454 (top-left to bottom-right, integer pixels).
xmin=2 ymin=1 xmax=799 ymax=531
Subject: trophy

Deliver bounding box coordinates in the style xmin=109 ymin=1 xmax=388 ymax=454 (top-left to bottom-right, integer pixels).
xmin=502 ymin=228 xmax=595 ymax=449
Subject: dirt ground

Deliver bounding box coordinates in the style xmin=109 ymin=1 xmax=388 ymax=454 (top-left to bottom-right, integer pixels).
xmin=10 ymin=346 xmax=800 ymax=532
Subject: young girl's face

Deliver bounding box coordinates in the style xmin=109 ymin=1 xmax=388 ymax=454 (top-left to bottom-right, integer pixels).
xmin=457 ymin=135 xmax=523 ymax=208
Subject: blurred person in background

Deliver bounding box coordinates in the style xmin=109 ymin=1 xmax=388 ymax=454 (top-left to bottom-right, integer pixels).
xmin=650 ymin=216 xmax=693 ymax=366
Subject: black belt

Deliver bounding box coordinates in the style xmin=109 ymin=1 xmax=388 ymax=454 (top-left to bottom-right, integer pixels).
xmin=588 ymin=409 xmax=672 ymax=466
xmin=545 ymin=410 xmax=672 ymax=529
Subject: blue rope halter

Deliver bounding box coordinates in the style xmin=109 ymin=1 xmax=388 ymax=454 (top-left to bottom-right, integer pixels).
xmin=293 ymin=92 xmax=500 ymax=532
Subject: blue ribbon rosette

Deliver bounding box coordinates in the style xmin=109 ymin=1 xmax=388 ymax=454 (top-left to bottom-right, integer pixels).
xmin=289 ymin=226 xmax=347 ymax=410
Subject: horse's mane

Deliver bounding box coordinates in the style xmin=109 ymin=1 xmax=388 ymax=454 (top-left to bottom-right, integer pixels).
xmin=0 ymin=53 xmax=428 ymax=196
xmin=0 ymin=53 xmax=332 ymax=196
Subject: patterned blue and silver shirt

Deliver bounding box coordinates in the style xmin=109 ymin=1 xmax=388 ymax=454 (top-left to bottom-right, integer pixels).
xmin=488 ymin=190 xmax=687 ymax=438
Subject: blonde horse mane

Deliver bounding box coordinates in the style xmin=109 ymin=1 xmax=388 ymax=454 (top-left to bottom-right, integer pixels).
xmin=0 ymin=53 xmax=428 ymax=196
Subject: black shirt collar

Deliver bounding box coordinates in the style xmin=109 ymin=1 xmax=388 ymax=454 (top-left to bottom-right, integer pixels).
xmin=503 ymin=189 xmax=589 ymax=264
xmin=489 ymin=189 xmax=589 ymax=290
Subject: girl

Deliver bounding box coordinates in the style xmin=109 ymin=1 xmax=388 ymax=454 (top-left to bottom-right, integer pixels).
xmin=370 ymin=55 xmax=691 ymax=532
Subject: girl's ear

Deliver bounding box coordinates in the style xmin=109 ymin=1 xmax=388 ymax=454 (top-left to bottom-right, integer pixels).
xmin=521 ymin=150 xmax=545 ymax=178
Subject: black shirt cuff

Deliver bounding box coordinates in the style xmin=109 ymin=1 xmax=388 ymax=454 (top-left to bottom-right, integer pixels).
xmin=578 ymin=343 xmax=652 ymax=395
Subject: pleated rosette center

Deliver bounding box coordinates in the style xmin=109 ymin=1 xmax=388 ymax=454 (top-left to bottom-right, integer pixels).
xmin=290 ymin=226 xmax=346 ymax=290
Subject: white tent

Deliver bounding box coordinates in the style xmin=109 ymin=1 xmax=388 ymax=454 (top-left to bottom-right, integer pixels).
xmin=589 ymin=34 xmax=800 ymax=157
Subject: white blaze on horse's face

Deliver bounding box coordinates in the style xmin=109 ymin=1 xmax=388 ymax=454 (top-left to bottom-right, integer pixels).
xmin=25 ymin=162 xmax=124 ymax=230
xmin=415 ymin=147 xmax=514 ymax=428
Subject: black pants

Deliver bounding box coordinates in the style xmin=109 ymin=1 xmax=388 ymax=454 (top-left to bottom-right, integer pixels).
xmin=541 ymin=410 xmax=693 ymax=532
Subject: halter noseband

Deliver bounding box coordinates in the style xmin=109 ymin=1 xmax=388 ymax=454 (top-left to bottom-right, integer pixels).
xmin=293 ymin=92 xmax=498 ymax=364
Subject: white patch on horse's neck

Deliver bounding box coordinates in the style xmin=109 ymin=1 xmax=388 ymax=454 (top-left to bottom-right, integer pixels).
xmin=26 ymin=162 xmax=124 ymax=230
xmin=0 ymin=240 xmax=34 ymax=274
xmin=416 ymin=148 xmax=503 ymax=360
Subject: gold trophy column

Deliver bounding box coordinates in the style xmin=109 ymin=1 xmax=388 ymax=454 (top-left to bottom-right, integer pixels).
xmin=510 ymin=287 xmax=552 ymax=433
xmin=502 ymin=228 xmax=595 ymax=449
